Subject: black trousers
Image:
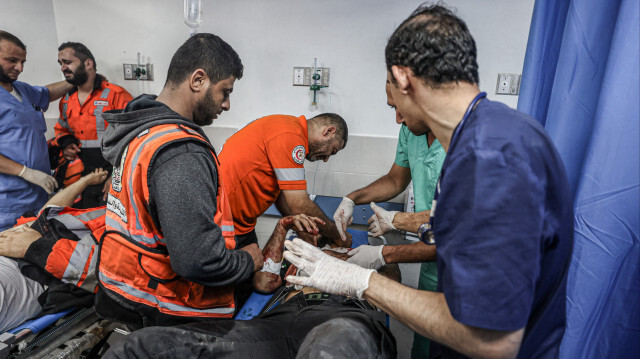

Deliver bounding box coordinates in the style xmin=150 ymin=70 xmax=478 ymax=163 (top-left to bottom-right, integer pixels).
xmin=104 ymin=293 xmax=397 ymax=359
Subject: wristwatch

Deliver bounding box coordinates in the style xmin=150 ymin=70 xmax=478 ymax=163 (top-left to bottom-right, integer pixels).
xmin=418 ymin=223 xmax=435 ymax=245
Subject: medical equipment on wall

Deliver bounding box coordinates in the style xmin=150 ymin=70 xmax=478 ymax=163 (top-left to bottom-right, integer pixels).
xmin=310 ymin=58 xmax=326 ymax=105
xmin=184 ymin=0 xmax=203 ymax=36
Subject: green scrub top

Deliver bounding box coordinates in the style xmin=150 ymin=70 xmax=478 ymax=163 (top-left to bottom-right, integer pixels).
xmin=394 ymin=125 xmax=445 ymax=213
xmin=394 ymin=125 xmax=446 ymax=359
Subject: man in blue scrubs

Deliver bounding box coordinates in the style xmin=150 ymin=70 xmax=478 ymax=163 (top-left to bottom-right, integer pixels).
xmin=0 ymin=31 xmax=72 ymax=230
xmin=283 ymin=4 xmax=573 ymax=359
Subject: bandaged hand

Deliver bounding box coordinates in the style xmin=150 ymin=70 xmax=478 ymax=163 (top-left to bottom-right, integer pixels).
xmin=368 ymin=202 xmax=397 ymax=237
xmin=347 ymin=244 xmax=386 ymax=269
xmin=284 ymin=238 xmax=374 ymax=299
xmin=19 ymin=165 xmax=57 ymax=194
xmin=333 ymin=197 xmax=355 ymax=241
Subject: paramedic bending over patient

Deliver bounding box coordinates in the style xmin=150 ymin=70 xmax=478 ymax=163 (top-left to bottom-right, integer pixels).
xmin=284 ymin=4 xmax=574 ymax=359
xmin=0 ymin=31 xmax=72 ymax=231
xmin=219 ymin=113 xmax=350 ymax=247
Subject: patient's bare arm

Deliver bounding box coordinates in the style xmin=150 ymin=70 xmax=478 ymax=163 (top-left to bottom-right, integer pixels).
xmin=253 ymin=214 xmax=325 ymax=293
xmin=322 ymin=248 xmax=401 ymax=283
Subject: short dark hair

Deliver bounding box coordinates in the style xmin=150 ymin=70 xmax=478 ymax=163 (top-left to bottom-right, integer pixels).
xmin=312 ymin=113 xmax=349 ymax=147
xmin=385 ymin=3 xmax=479 ymax=88
xmin=0 ymin=31 xmax=26 ymax=51
xmin=165 ymin=33 xmax=243 ymax=88
xmin=58 ymin=42 xmax=97 ymax=70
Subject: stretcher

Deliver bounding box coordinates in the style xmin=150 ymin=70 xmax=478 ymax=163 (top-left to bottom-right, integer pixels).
xmin=0 ymin=307 xmax=102 ymax=359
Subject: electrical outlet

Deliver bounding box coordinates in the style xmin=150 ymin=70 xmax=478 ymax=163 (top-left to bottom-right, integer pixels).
xmin=293 ymin=68 xmax=305 ymax=85
xmin=123 ymin=64 xmax=134 ymax=80
xmin=293 ymin=67 xmax=330 ymax=87
xmin=496 ymin=73 xmax=521 ymax=95
xmin=123 ymin=63 xmax=154 ymax=81
xmin=293 ymin=67 xmax=312 ymax=86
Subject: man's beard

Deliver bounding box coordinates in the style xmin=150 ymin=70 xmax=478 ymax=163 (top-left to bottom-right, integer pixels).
xmin=306 ymin=139 xmax=331 ymax=162
xmin=65 ymin=63 xmax=88 ymax=86
xmin=0 ymin=66 xmax=17 ymax=84
xmin=193 ymin=87 xmax=220 ymax=126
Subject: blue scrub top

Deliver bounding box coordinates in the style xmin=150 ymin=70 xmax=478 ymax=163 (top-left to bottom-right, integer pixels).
xmin=0 ymin=81 xmax=50 ymax=229
xmin=432 ymin=99 xmax=573 ymax=359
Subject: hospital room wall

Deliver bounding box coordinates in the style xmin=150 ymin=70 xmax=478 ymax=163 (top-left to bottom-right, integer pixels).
xmin=7 ymin=0 xmax=534 ymax=200
xmin=2 ymin=0 xmax=62 ymax=120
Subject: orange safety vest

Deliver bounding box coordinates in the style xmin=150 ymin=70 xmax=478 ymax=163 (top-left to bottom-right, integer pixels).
xmin=98 ymin=124 xmax=237 ymax=318
xmin=17 ymin=206 xmax=105 ymax=292
xmin=55 ymin=79 xmax=132 ymax=148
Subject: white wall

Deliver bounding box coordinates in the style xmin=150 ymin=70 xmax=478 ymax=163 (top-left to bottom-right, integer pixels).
xmin=2 ymin=0 xmax=63 ymax=120
xmin=49 ymin=0 xmax=534 ymax=134
xmin=46 ymin=0 xmax=534 ymax=201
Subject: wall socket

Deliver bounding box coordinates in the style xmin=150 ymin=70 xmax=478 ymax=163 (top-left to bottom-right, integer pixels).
xmin=495 ymin=73 xmax=521 ymax=95
xmin=123 ymin=63 xmax=154 ymax=81
xmin=293 ymin=67 xmax=330 ymax=87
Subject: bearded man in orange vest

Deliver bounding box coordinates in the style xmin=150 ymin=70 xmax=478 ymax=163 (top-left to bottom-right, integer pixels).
xmin=50 ymin=42 xmax=133 ymax=208
xmin=96 ymin=33 xmax=263 ymax=328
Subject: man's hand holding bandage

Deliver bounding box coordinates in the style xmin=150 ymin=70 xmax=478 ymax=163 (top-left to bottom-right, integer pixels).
xmin=284 ymin=238 xmax=375 ymax=299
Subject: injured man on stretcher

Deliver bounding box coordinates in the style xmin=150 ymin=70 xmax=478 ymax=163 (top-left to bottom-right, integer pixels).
xmin=0 ymin=169 xmax=108 ymax=332
xmin=104 ymin=214 xmax=399 ymax=359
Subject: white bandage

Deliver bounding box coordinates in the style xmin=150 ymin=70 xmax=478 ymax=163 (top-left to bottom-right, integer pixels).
xmin=259 ymin=257 xmax=283 ymax=275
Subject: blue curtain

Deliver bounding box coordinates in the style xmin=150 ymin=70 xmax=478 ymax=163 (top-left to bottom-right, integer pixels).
xmin=518 ymin=0 xmax=639 ymax=358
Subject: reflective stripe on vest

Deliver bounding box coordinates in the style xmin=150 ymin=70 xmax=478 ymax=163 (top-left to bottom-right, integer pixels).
xmin=98 ymin=271 xmax=235 ymax=316
xmin=43 ymin=206 xmax=105 ymax=292
xmin=62 ymin=94 xmax=69 ymax=121
xmin=93 ymin=88 xmax=110 ymax=144
xmin=101 ymin=124 xmax=237 ymax=318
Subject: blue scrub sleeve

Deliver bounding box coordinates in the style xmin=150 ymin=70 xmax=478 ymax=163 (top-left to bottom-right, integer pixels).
xmin=435 ymin=147 xmax=545 ymax=331
xmin=32 ymin=86 xmax=50 ymax=110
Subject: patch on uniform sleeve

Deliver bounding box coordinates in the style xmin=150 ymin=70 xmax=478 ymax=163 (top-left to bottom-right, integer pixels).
xmin=292 ymin=145 xmax=306 ymax=164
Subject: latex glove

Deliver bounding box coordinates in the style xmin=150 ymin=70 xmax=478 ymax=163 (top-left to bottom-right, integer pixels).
xmin=367 ymin=202 xmax=397 ymax=237
xmin=284 ymin=238 xmax=374 ymax=299
xmin=19 ymin=165 xmax=57 ymax=194
xmin=333 ymin=197 xmax=355 ymax=241
xmin=347 ymin=244 xmax=386 ymax=270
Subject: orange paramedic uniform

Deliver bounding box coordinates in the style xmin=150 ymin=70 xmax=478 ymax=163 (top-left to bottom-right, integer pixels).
xmin=99 ymin=124 xmax=237 ymax=321
xmin=55 ymin=76 xmax=132 ymax=149
xmin=219 ymin=115 xmax=309 ymax=235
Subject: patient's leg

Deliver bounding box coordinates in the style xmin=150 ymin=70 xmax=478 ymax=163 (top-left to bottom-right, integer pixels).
xmin=296 ymin=317 xmax=394 ymax=359
xmin=0 ymin=257 xmax=44 ymax=332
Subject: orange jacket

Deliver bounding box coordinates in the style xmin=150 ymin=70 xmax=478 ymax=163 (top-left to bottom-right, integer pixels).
xmin=55 ymin=77 xmax=132 ymax=148
xmin=19 ymin=206 xmax=106 ymax=293
xmin=219 ymin=115 xmax=309 ymax=235
xmin=47 ymin=135 xmax=84 ymax=188
xmin=98 ymin=124 xmax=237 ymax=319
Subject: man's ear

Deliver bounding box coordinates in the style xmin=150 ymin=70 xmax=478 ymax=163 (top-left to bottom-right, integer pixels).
xmin=189 ymin=69 xmax=207 ymax=92
xmin=391 ymin=65 xmax=411 ymax=94
xmin=323 ymin=126 xmax=337 ymax=137
xmin=85 ymin=58 xmax=94 ymax=71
